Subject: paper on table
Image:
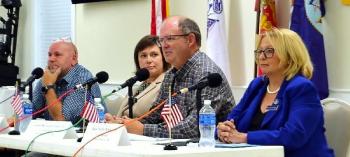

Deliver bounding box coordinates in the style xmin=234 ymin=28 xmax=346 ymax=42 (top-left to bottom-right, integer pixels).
xmin=215 ymin=142 xmax=257 ymax=148
xmin=127 ymin=133 xmax=168 ymax=141
xmin=0 ymin=116 xmax=10 ymax=134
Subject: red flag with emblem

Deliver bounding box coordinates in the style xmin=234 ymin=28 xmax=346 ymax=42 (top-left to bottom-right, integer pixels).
xmin=255 ymin=0 xmax=277 ymax=76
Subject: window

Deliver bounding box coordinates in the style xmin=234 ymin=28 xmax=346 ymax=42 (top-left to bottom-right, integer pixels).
xmin=34 ymin=0 xmax=74 ymax=68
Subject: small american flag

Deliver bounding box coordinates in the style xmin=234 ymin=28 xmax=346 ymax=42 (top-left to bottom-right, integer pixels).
xmin=11 ymin=92 xmax=23 ymax=116
xmin=161 ymin=96 xmax=183 ymax=129
xmin=80 ymin=94 xmax=99 ymax=123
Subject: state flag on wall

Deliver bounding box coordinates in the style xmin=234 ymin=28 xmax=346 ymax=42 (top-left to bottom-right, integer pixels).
xmin=151 ymin=0 xmax=169 ymax=35
xmin=255 ymin=0 xmax=277 ymax=76
xmin=207 ymin=0 xmax=232 ymax=84
xmin=257 ymin=0 xmax=277 ymax=33
xmin=290 ymin=0 xmax=329 ymax=99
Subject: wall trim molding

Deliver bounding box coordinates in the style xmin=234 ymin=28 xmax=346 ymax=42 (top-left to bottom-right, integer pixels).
xmin=329 ymin=88 xmax=350 ymax=93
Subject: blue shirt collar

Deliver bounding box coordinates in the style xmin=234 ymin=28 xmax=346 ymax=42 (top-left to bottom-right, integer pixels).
xmin=57 ymin=64 xmax=81 ymax=86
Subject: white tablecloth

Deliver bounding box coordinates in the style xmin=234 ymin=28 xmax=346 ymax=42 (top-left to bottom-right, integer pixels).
xmin=0 ymin=133 xmax=284 ymax=157
xmin=0 ymin=86 xmax=15 ymax=117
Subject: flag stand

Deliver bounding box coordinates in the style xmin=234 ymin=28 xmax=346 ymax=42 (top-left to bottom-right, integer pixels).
xmin=8 ymin=118 xmax=20 ymax=135
xmin=76 ymin=119 xmax=85 ymax=142
xmin=77 ymin=121 xmax=87 ymax=142
xmin=163 ymin=144 xmax=177 ymax=150
xmin=163 ymin=86 xmax=177 ymax=150
xmin=163 ymin=127 xmax=177 ymax=150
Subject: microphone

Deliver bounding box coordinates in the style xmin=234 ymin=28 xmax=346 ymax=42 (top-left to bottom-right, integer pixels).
xmin=20 ymin=67 xmax=44 ymax=88
xmin=178 ymin=73 xmax=222 ymax=94
xmin=75 ymin=71 xmax=109 ymax=89
xmin=118 ymin=68 xmax=150 ymax=89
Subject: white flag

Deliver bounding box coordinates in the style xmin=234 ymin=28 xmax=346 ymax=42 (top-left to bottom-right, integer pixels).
xmin=207 ymin=0 xmax=232 ymax=85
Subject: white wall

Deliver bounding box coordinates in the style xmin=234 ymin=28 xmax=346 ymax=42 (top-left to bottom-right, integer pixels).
xmin=10 ymin=0 xmax=350 ymax=103
xmin=75 ymin=0 xmax=151 ymax=83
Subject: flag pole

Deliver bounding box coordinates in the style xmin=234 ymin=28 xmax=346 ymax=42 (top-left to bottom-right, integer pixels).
xmin=164 ymin=86 xmax=177 ymax=150
xmin=77 ymin=87 xmax=88 ymax=142
xmin=168 ymin=126 xmax=172 ymax=146
xmin=13 ymin=81 xmax=18 ymax=129
xmin=254 ymin=0 xmax=261 ymax=78
xmin=168 ymin=86 xmax=172 ymax=144
xmin=8 ymin=81 xmax=21 ymax=135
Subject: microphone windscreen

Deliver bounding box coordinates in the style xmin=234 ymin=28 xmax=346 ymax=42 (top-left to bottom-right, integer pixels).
xmin=136 ymin=68 xmax=150 ymax=81
xmin=208 ymin=73 xmax=222 ymax=88
xmin=32 ymin=67 xmax=44 ymax=79
xmin=96 ymin=71 xmax=109 ymax=84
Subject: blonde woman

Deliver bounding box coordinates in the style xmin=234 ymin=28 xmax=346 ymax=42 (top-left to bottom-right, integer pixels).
xmin=217 ymin=28 xmax=334 ymax=157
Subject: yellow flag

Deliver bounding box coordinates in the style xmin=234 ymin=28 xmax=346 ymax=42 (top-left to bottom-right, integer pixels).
xmin=342 ymin=0 xmax=350 ymax=5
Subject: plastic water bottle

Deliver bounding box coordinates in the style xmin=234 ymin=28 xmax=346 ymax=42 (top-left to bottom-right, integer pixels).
xmin=199 ymin=100 xmax=216 ymax=148
xmin=19 ymin=93 xmax=32 ymax=132
xmin=95 ymin=98 xmax=105 ymax=123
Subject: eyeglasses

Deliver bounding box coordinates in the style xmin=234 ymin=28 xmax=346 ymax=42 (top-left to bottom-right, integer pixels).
xmin=254 ymin=47 xmax=275 ymax=59
xmin=53 ymin=36 xmax=72 ymax=43
xmin=158 ymin=34 xmax=189 ymax=45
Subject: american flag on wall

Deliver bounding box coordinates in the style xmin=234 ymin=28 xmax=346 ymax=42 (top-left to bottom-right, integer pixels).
xmin=161 ymin=97 xmax=183 ymax=129
xmin=80 ymin=93 xmax=99 ymax=123
xmin=150 ymin=0 xmax=169 ymax=35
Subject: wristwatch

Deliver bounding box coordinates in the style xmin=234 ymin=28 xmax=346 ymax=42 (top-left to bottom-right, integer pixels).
xmin=41 ymin=84 xmax=55 ymax=94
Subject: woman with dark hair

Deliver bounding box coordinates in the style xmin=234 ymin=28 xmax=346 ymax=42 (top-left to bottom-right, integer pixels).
xmin=106 ymin=35 xmax=170 ymax=119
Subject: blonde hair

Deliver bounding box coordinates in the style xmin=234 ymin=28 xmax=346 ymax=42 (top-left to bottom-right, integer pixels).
xmin=256 ymin=28 xmax=313 ymax=80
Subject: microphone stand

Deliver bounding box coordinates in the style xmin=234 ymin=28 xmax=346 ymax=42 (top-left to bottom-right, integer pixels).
xmin=29 ymin=83 xmax=33 ymax=101
xmin=164 ymin=86 xmax=177 ymax=150
xmin=196 ymin=89 xmax=203 ymax=135
xmin=77 ymin=85 xmax=91 ymax=142
xmin=127 ymin=85 xmax=137 ymax=118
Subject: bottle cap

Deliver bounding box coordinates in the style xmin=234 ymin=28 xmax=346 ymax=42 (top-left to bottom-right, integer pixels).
xmin=204 ymin=100 xmax=211 ymax=105
xmin=94 ymin=97 xmax=101 ymax=103
xmin=25 ymin=86 xmax=29 ymax=93
xmin=22 ymin=93 xmax=29 ymax=99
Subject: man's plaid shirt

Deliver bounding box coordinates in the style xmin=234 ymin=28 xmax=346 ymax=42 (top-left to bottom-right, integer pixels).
xmin=142 ymin=51 xmax=235 ymax=139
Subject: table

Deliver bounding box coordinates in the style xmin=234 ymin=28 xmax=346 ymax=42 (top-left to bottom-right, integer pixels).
xmin=0 ymin=133 xmax=284 ymax=157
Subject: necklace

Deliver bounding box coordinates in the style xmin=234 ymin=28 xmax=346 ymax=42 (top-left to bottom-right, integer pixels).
xmin=267 ymin=85 xmax=280 ymax=94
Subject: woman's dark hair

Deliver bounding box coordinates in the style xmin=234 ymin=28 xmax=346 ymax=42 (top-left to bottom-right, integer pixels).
xmin=134 ymin=35 xmax=170 ymax=72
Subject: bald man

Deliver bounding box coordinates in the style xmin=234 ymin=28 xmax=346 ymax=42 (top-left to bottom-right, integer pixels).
xmin=32 ymin=39 xmax=106 ymax=125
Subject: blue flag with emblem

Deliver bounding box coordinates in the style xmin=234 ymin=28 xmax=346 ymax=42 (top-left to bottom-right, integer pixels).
xmin=290 ymin=0 xmax=329 ymax=99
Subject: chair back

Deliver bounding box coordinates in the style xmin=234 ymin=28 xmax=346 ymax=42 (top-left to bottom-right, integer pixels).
xmin=321 ymin=98 xmax=350 ymax=157
xmin=104 ymin=94 xmax=124 ymax=115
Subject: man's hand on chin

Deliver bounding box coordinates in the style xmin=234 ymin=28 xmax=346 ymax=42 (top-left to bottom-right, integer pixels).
xmin=43 ymin=67 xmax=61 ymax=85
